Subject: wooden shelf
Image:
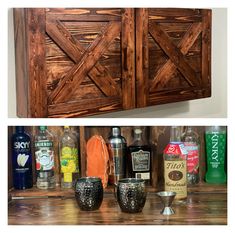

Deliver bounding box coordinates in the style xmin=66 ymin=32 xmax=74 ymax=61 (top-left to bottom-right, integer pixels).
xmin=9 ymin=182 xmax=227 ymax=200
xmin=8 ymin=192 xmax=227 ymax=225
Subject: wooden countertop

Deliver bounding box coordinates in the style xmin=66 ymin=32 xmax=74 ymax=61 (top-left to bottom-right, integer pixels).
xmin=8 ymin=192 xmax=227 ymax=225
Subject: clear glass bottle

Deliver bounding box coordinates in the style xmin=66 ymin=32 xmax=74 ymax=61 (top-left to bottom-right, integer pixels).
xmin=164 ymin=126 xmax=187 ymax=200
xmin=34 ymin=126 xmax=55 ymax=189
xmin=181 ymin=126 xmax=200 ymax=185
xmin=59 ymin=126 xmax=79 ymax=188
xmin=128 ymin=128 xmax=152 ymax=185
xmin=107 ymin=127 xmax=127 ymax=185
xmin=12 ymin=126 xmax=33 ymax=190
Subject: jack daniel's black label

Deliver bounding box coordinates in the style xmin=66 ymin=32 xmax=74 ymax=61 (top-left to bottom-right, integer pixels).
xmin=131 ymin=150 xmax=150 ymax=171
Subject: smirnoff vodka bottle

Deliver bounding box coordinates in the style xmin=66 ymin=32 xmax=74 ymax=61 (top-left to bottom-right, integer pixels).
xmin=34 ymin=126 xmax=55 ymax=189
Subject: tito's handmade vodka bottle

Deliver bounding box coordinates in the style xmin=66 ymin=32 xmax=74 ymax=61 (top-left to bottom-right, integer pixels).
xmin=163 ymin=126 xmax=187 ymax=200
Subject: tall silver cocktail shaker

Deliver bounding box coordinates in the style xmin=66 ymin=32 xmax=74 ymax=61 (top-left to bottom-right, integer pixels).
xmin=107 ymin=127 xmax=127 ymax=185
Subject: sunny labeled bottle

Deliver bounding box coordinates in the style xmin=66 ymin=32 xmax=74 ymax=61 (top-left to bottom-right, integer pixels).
xmin=12 ymin=126 xmax=33 ymax=190
xmin=59 ymin=126 xmax=79 ymax=188
xmin=34 ymin=126 xmax=56 ymax=189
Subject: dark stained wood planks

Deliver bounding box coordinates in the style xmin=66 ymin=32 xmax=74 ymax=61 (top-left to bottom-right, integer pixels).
xmin=13 ymin=9 xmax=29 ymax=117
xmin=121 ymin=8 xmax=135 ymax=109
xmin=13 ymin=8 xmax=212 ymax=118
xmin=202 ymin=9 xmax=212 ymax=88
xmin=136 ymin=8 xmax=148 ymax=108
xmin=27 ymin=9 xmax=47 ymax=117
xmin=139 ymin=8 xmax=211 ymax=107
xmin=14 ymin=8 xmax=47 ymax=118
xmin=150 ymin=22 xmax=202 ymax=91
xmin=8 ymin=192 xmax=227 ymax=225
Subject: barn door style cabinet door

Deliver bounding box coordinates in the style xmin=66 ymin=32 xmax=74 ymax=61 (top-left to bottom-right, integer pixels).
xmin=14 ymin=8 xmax=211 ymax=118
xmin=136 ymin=8 xmax=211 ymax=107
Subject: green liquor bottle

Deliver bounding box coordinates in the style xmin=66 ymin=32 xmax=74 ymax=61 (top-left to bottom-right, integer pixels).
xmin=205 ymin=126 xmax=227 ymax=184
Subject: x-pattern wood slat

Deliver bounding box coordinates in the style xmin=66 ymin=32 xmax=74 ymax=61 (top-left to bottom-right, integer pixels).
xmin=150 ymin=22 xmax=202 ymax=91
xmin=46 ymin=19 xmax=121 ymax=104
xmin=149 ymin=22 xmax=200 ymax=90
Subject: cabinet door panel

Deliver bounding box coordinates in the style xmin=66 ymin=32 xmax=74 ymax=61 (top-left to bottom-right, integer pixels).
xmin=45 ymin=8 xmax=135 ymax=117
xmin=136 ymin=8 xmax=211 ymax=108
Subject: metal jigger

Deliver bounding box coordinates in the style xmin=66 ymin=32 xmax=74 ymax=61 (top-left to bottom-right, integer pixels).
xmin=157 ymin=191 xmax=176 ymax=215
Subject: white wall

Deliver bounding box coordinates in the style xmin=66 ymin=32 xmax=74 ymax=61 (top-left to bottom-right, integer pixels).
xmin=8 ymin=8 xmax=227 ymax=118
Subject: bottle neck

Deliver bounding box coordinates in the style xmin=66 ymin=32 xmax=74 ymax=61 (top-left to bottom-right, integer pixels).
xmin=39 ymin=126 xmax=47 ymax=134
xmin=186 ymin=126 xmax=193 ymax=133
xmin=111 ymin=127 xmax=121 ymax=137
xmin=170 ymin=126 xmax=181 ymax=143
xmin=16 ymin=126 xmax=24 ymax=133
xmin=64 ymin=126 xmax=70 ymax=134
xmin=134 ymin=133 xmax=142 ymax=142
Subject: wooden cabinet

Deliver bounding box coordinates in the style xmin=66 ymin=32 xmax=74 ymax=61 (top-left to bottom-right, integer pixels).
xmin=14 ymin=8 xmax=211 ymax=118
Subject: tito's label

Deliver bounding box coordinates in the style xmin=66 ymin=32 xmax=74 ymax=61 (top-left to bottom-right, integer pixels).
xmin=164 ymin=160 xmax=187 ymax=199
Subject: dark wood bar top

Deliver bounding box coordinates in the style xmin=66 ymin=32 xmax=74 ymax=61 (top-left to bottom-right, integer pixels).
xmin=8 ymin=191 xmax=227 ymax=225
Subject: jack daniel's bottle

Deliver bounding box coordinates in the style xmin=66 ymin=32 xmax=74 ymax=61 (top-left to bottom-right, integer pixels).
xmin=128 ymin=128 xmax=152 ymax=185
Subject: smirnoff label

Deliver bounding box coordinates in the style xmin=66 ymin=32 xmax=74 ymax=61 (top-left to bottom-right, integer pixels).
xmin=35 ymin=140 xmax=54 ymax=171
xmin=164 ymin=160 xmax=187 ymax=199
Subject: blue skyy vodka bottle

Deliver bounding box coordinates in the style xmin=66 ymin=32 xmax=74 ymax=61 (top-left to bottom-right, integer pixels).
xmin=12 ymin=126 xmax=33 ymax=189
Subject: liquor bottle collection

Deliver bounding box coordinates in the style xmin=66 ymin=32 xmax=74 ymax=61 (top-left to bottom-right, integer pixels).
xmin=11 ymin=126 xmax=227 ymax=202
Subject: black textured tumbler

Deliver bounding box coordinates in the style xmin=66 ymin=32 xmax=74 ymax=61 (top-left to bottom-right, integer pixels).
xmin=75 ymin=177 xmax=103 ymax=211
xmin=117 ymin=178 xmax=147 ymax=213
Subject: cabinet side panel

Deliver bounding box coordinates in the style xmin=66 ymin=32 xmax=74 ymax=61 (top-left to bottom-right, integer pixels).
xmin=27 ymin=9 xmax=47 ymax=117
xmin=202 ymin=9 xmax=212 ymax=92
xmin=13 ymin=9 xmax=29 ymax=117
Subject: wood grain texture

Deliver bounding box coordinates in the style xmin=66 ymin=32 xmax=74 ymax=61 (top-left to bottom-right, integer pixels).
xmin=13 ymin=8 xmax=211 ymax=118
xmin=149 ymin=22 xmax=198 ymax=87
xmin=48 ymin=97 xmax=121 ymax=118
xmin=148 ymin=8 xmax=202 ymax=22
xmin=13 ymin=9 xmax=29 ymax=117
xmin=145 ymin=8 xmax=211 ymax=107
xmin=202 ymin=9 xmax=212 ymax=89
xmin=135 ymin=8 xmax=148 ymax=108
xmin=27 ymin=9 xmax=47 ymax=117
xmin=8 ymin=192 xmax=227 ymax=225
xmin=46 ymin=19 xmax=120 ymax=99
xmin=49 ymin=21 xmax=121 ymax=103
xmin=150 ymin=22 xmax=202 ymax=91
xmin=121 ymin=8 xmax=135 ymax=109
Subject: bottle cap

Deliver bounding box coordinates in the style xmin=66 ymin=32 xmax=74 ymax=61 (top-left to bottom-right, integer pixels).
xmin=39 ymin=126 xmax=47 ymax=131
xmin=134 ymin=128 xmax=142 ymax=134
xmin=15 ymin=126 xmax=24 ymax=132
xmin=112 ymin=127 xmax=121 ymax=136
